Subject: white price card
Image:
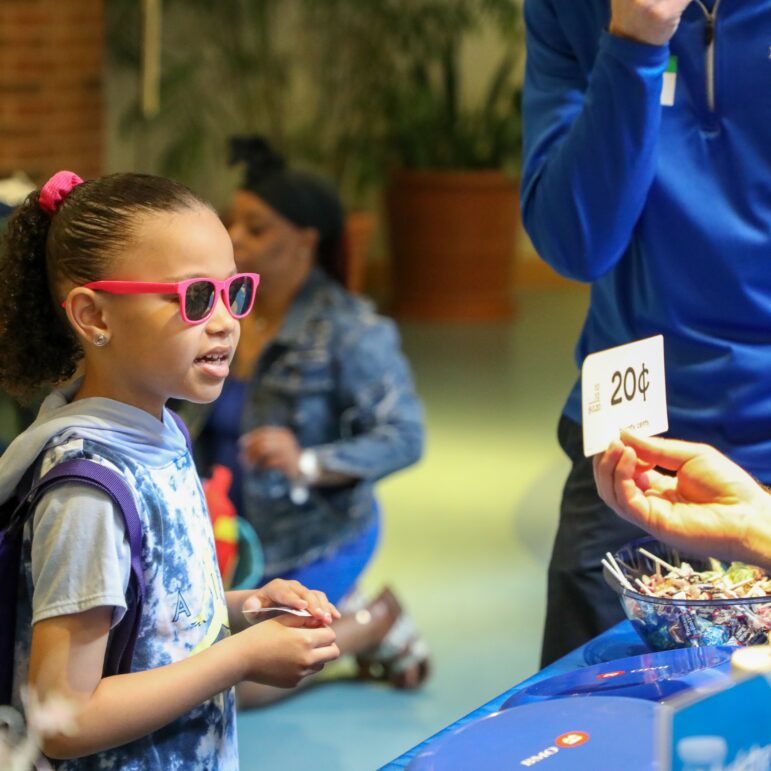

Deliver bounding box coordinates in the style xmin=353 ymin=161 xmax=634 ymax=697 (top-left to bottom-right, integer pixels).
xmin=581 ymin=335 xmax=668 ymax=457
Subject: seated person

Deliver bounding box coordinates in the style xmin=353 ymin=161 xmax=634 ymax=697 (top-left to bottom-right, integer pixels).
xmin=181 ymin=138 xmax=429 ymax=705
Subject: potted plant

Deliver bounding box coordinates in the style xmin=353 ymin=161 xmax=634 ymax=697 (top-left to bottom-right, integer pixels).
xmin=107 ymin=2 xmax=524 ymax=306
xmin=108 ymin=0 xmax=378 ymax=291
xmin=107 ymin=0 xmax=294 ymax=206
xmin=301 ymin=0 xmax=524 ymax=319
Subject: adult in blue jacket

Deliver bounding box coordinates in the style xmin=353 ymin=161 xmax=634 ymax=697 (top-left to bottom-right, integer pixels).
xmin=522 ymin=0 xmax=771 ymax=664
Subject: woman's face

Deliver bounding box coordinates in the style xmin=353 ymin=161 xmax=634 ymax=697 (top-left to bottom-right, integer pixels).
xmin=227 ymin=190 xmax=315 ymax=289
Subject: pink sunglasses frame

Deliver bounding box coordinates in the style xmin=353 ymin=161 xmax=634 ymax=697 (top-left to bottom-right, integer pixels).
xmin=72 ymin=272 xmax=260 ymax=325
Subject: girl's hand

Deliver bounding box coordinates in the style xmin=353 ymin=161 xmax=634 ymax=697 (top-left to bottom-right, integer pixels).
xmin=235 ymin=617 xmax=340 ymax=688
xmin=593 ymin=431 xmax=766 ymax=563
xmin=242 ymin=579 xmax=341 ymax=627
xmin=239 ymin=427 xmax=302 ymax=478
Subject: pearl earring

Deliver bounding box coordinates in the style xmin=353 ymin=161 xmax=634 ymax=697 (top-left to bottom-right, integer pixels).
xmin=93 ymin=333 xmax=108 ymax=347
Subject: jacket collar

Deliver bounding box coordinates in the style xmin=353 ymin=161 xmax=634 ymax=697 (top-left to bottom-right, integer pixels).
xmin=274 ymin=266 xmax=332 ymax=344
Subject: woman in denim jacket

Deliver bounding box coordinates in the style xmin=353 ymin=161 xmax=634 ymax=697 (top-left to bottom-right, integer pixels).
xmin=190 ymin=139 xmax=428 ymax=705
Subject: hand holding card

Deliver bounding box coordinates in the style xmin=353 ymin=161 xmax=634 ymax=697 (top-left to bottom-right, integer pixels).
xmin=241 ymin=578 xmax=340 ymax=627
xmin=243 ymin=606 xmax=313 ymax=624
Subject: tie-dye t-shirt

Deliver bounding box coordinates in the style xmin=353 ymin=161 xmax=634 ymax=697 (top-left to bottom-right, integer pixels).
xmin=13 ymin=430 xmax=238 ymax=770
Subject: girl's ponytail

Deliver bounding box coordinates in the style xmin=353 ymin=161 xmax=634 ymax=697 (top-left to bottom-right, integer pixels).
xmin=0 ymin=191 xmax=81 ymax=401
xmin=0 ymin=170 xmax=208 ymax=402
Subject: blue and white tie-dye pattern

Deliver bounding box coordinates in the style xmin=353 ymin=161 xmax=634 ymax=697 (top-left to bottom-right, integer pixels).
xmin=4 ymin=393 xmax=238 ymax=770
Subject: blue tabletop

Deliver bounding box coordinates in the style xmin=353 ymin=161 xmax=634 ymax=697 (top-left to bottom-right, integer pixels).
xmin=380 ymin=621 xmax=654 ymax=770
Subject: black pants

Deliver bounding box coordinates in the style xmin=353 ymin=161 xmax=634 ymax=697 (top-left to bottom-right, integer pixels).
xmin=539 ymin=415 xmax=647 ymax=667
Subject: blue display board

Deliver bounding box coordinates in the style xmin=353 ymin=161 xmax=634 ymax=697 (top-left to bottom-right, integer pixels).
xmin=663 ymin=674 xmax=771 ymax=770
xmin=406 ymin=696 xmax=658 ymax=770
xmin=503 ymin=647 xmax=732 ymax=708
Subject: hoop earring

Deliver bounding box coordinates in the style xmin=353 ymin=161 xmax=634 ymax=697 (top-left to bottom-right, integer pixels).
xmin=93 ymin=333 xmax=108 ymax=347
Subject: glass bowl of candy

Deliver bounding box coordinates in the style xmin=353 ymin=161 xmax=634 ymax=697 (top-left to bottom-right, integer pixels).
xmin=602 ymin=536 xmax=771 ymax=651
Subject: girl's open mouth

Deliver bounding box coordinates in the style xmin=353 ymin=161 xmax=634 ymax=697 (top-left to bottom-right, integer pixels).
xmin=195 ymin=351 xmax=230 ymax=379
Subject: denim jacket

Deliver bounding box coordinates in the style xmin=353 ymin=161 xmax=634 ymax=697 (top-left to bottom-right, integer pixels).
xmin=194 ymin=268 xmax=424 ymax=574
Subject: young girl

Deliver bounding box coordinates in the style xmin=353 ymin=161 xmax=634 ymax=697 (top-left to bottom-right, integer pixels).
xmin=180 ymin=139 xmax=429 ymax=706
xmin=0 ymin=171 xmax=340 ymax=769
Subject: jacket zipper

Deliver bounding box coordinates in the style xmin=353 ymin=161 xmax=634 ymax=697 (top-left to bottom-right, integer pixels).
xmin=695 ymin=0 xmax=722 ymax=112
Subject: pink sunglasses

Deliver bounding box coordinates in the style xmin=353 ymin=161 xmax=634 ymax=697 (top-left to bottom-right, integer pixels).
xmin=73 ymin=272 xmax=260 ymax=325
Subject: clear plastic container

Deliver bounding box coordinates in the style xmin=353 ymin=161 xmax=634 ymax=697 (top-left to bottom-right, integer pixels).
xmin=603 ymin=537 xmax=771 ymax=651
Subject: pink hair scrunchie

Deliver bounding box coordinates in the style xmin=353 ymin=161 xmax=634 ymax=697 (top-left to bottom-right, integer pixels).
xmin=38 ymin=170 xmax=84 ymax=216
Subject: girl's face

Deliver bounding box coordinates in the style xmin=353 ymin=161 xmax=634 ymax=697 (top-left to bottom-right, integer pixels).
xmin=226 ymin=190 xmax=316 ymax=292
xmin=74 ymin=205 xmax=241 ymax=418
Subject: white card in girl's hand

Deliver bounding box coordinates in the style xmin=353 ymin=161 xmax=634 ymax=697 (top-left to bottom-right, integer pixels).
xmin=242 ymin=606 xmax=312 ymax=622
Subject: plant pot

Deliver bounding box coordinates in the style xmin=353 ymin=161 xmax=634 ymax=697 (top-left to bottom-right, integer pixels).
xmin=344 ymin=210 xmax=376 ymax=293
xmin=385 ymin=169 xmax=518 ymax=320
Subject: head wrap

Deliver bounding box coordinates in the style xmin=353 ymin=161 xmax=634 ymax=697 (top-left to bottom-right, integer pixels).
xmin=229 ymin=137 xmax=349 ymax=284
xmin=38 ymin=171 xmax=84 ymax=216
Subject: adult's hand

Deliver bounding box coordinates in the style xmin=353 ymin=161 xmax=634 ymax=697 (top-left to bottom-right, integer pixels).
xmin=239 ymin=426 xmax=302 ymax=478
xmin=609 ymin=0 xmax=693 ymax=46
xmin=593 ymin=432 xmax=771 ymax=567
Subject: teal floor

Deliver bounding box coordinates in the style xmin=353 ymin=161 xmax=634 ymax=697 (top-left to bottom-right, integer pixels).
xmin=237 ymin=285 xmax=591 ymax=770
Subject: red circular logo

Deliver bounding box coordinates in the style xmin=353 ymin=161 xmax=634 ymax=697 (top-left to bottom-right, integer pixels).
xmin=596 ymin=670 xmax=625 ymax=679
xmin=555 ymin=731 xmax=590 ymax=748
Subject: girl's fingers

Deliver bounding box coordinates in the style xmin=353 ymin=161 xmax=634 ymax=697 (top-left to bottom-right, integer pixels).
xmin=304 ymin=625 xmax=337 ymax=648
xmin=281 ymin=589 xmax=311 ymax=610
xmin=300 ymin=641 xmax=341 ymax=675
xmin=261 ymin=580 xmax=309 ymax=609
xmin=282 ymin=585 xmax=338 ymax=625
xmin=242 ymin=593 xmax=262 ymax=612
xmin=317 ymin=643 xmax=340 ymax=664
xmin=277 ymin=613 xmax=315 ymax=629
xmin=293 ymin=589 xmax=332 ymax=625
xmin=327 ymin=599 xmax=341 ymax=620
xmin=272 ymin=582 xmax=334 ymax=621
xmin=309 ymin=590 xmax=337 ymax=623
xmin=247 ymin=582 xmax=338 ymax=626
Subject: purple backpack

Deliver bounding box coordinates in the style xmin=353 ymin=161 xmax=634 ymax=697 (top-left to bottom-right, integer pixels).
xmin=0 ymin=411 xmax=191 ymax=705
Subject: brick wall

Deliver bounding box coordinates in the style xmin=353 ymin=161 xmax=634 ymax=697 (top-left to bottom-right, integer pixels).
xmin=0 ymin=0 xmax=104 ymax=183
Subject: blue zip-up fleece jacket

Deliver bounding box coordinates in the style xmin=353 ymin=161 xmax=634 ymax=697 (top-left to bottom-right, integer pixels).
xmin=522 ymin=0 xmax=771 ymax=477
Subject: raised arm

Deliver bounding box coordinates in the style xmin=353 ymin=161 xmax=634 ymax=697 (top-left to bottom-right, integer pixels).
xmin=521 ymin=0 xmax=685 ymax=280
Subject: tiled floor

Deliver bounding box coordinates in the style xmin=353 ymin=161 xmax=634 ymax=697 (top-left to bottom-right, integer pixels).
xmin=237 ymin=285 xmax=591 ymax=770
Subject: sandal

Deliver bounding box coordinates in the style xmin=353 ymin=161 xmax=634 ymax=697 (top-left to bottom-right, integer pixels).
xmin=356 ymin=588 xmax=431 ymax=690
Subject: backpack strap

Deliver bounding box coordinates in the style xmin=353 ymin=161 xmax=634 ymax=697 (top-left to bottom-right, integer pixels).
xmin=168 ymin=409 xmax=192 ymax=453
xmin=0 ymin=506 xmax=26 ymax=702
xmin=25 ymin=459 xmax=146 ymax=678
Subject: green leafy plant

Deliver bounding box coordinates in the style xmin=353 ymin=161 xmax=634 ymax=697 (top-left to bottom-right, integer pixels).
xmin=299 ymin=0 xmax=524 ymax=184
xmin=106 ymin=0 xmax=524 ymax=206
xmin=107 ymin=0 xmax=295 ymax=200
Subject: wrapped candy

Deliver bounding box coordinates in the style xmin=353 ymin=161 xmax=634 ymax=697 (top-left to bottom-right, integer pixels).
xmin=605 ymin=538 xmax=771 ymax=651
